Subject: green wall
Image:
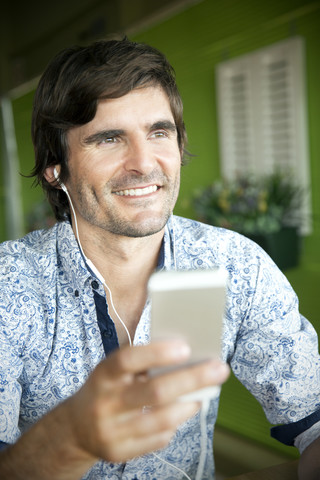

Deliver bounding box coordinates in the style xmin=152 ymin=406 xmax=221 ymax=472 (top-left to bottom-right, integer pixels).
xmin=11 ymin=90 xmax=44 ymax=232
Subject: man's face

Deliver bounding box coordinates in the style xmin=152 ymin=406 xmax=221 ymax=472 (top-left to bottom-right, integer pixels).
xmin=64 ymin=86 xmax=181 ymax=238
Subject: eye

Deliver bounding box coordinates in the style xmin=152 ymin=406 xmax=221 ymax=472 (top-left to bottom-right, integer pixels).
xmin=150 ymin=130 xmax=168 ymax=139
xmin=99 ymin=135 xmax=119 ymax=145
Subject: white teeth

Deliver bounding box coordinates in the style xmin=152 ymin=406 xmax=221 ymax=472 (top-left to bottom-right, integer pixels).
xmin=115 ymin=185 xmax=158 ymax=196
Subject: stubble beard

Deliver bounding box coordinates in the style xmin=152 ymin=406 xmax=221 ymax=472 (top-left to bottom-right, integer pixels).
xmin=76 ymin=172 xmax=180 ymax=238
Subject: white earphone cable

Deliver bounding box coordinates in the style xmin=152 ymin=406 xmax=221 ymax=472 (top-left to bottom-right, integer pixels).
xmin=102 ymin=279 xmax=132 ymax=346
xmin=63 ymin=185 xmax=132 ymax=346
xmin=152 ymin=452 xmax=193 ymax=480
xmin=196 ymin=397 xmax=210 ymax=480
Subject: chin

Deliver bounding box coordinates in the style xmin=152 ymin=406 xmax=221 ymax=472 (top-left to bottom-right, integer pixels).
xmin=109 ymin=214 xmax=170 ymax=238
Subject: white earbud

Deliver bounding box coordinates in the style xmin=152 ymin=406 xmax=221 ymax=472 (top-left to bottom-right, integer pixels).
xmin=53 ymin=167 xmax=68 ymax=193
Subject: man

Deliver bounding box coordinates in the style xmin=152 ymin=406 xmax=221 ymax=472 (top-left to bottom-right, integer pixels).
xmin=0 ymin=38 xmax=319 ymax=479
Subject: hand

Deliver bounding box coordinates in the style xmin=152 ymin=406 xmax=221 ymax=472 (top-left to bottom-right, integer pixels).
xmin=0 ymin=339 xmax=229 ymax=480
xmin=66 ymin=339 xmax=229 ymax=464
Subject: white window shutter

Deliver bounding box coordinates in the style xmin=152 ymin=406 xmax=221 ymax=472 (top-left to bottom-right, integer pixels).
xmin=216 ymin=37 xmax=311 ymax=234
xmin=216 ymin=57 xmax=256 ymax=178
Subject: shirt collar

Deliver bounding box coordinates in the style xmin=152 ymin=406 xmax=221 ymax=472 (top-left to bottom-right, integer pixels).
xmin=56 ymin=217 xmax=176 ymax=290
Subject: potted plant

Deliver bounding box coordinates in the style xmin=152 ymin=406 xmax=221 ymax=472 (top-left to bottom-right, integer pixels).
xmin=192 ymin=172 xmax=303 ymax=270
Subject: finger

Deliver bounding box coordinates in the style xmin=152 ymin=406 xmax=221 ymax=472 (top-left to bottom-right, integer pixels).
xmin=98 ymin=339 xmax=192 ymax=381
xmin=97 ymin=402 xmax=198 ymax=463
xmin=101 ymin=429 xmax=175 ymax=463
xmin=123 ymin=359 xmax=230 ymax=407
xmin=112 ymin=401 xmax=198 ymax=440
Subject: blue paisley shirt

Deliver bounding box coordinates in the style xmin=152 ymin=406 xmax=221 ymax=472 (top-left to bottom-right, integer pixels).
xmin=1 ymin=216 xmax=320 ymax=479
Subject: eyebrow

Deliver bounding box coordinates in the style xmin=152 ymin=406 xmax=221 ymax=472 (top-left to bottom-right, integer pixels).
xmin=149 ymin=120 xmax=177 ymax=133
xmin=83 ymin=120 xmax=177 ymax=145
xmin=84 ymin=129 xmax=124 ymax=145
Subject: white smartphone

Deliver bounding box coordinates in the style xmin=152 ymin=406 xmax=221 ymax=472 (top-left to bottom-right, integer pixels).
xmin=148 ymin=267 xmax=228 ymax=401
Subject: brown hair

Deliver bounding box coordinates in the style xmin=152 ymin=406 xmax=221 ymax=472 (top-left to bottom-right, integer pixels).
xmin=31 ymin=38 xmax=187 ymax=220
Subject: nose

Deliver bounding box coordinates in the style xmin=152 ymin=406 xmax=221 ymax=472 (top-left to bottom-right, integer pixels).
xmin=124 ymin=138 xmax=156 ymax=175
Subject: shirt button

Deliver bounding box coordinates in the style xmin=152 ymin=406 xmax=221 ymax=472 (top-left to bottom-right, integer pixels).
xmin=74 ymin=290 xmax=79 ymax=297
xmin=103 ymin=329 xmax=113 ymax=338
xmin=91 ymin=280 xmax=99 ymax=290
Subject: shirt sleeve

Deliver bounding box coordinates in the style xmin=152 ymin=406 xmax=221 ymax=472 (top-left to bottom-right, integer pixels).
xmin=224 ymin=237 xmax=320 ymax=445
xmin=271 ymin=410 xmax=320 ymax=447
xmin=0 ymin=298 xmax=24 ymax=444
xmin=294 ymin=420 xmax=320 ymax=453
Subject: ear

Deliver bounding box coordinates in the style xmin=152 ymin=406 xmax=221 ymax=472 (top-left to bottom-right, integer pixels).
xmin=44 ymin=165 xmax=60 ymax=187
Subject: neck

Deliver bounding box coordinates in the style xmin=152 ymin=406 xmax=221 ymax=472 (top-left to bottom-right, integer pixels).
xmin=79 ymin=227 xmax=164 ymax=281
xmin=72 ymin=221 xmax=165 ymax=345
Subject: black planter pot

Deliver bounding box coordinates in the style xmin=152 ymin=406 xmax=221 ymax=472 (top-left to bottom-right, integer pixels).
xmin=247 ymin=227 xmax=301 ymax=271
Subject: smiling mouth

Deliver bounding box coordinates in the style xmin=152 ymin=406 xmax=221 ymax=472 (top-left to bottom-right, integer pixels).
xmin=114 ymin=185 xmax=159 ymax=197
